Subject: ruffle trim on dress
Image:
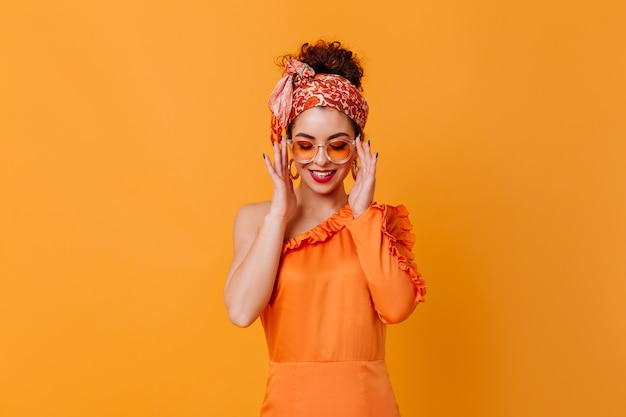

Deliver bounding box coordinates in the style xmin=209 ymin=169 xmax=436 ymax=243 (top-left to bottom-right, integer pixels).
xmin=282 ymin=203 xmax=354 ymax=254
xmin=375 ymin=203 xmax=427 ymax=303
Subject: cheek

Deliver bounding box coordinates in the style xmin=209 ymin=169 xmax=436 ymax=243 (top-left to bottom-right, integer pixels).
xmin=336 ymin=162 xmax=353 ymax=177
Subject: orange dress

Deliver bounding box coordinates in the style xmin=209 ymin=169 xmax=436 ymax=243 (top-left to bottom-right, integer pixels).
xmin=259 ymin=202 xmax=426 ymax=417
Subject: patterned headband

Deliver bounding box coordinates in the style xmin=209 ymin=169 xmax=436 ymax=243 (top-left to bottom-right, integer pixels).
xmin=268 ymin=59 xmax=369 ymax=143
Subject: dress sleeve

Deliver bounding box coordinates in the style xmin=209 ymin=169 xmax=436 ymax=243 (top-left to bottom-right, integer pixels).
xmin=345 ymin=203 xmax=426 ymax=323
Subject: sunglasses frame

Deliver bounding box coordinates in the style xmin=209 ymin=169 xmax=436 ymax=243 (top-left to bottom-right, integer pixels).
xmin=286 ymin=138 xmax=356 ymax=164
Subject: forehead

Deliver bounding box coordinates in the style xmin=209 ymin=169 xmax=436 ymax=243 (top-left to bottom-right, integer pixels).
xmin=290 ymin=107 xmax=353 ymax=137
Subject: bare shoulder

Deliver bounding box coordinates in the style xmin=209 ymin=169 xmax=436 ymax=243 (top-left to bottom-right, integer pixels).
xmin=230 ymin=201 xmax=272 ymax=264
xmin=233 ymin=201 xmax=272 ymax=234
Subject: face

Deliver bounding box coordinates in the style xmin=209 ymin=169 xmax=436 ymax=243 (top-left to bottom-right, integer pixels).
xmin=289 ymin=107 xmax=357 ymax=195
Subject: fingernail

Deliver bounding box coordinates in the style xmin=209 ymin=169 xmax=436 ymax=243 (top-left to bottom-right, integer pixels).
xmin=375 ymin=152 xmax=379 ymax=158
xmin=367 ymin=140 xmax=371 ymax=146
xmin=262 ymin=154 xmax=266 ymax=159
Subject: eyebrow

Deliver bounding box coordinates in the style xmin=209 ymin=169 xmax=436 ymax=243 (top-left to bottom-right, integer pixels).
xmin=293 ymin=132 xmax=351 ymax=140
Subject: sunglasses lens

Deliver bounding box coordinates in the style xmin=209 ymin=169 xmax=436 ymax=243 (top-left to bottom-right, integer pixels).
xmin=291 ymin=140 xmax=316 ymax=162
xmin=289 ymin=139 xmax=354 ymax=163
xmin=326 ymin=139 xmax=352 ymax=163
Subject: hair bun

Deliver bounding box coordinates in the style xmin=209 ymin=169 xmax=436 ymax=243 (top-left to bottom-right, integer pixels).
xmin=280 ymin=40 xmax=364 ymax=90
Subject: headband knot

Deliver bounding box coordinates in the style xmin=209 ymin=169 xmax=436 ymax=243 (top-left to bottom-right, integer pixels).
xmin=285 ymin=59 xmax=315 ymax=84
xmin=268 ymin=59 xmax=368 ymax=143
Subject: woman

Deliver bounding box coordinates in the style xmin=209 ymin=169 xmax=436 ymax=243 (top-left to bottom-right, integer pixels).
xmin=224 ymin=40 xmax=426 ymax=417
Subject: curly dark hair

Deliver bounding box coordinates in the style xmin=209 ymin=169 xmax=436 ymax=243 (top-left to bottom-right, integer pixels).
xmin=279 ymin=40 xmax=364 ymax=90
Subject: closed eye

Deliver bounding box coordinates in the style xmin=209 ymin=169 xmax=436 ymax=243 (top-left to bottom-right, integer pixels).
xmin=329 ymin=142 xmax=348 ymax=150
xmin=295 ymin=141 xmax=314 ymax=150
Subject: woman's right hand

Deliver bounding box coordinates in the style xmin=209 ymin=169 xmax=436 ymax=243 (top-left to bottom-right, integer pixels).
xmin=263 ymin=137 xmax=297 ymax=222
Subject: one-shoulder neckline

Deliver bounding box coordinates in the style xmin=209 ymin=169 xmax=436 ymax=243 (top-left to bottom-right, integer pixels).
xmin=282 ymin=203 xmax=353 ymax=254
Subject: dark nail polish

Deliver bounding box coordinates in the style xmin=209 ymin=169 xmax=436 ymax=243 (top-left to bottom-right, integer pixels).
xmin=368 ymin=140 xmax=371 ymax=146
xmin=262 ymin=154 xmax=266 ymax=159
xmin=375 ymin=152 xmax=379 ymax=158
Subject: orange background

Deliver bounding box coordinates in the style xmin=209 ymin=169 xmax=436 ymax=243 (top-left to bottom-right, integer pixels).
xmin=1 ymin=1 xmax=625 ymax=416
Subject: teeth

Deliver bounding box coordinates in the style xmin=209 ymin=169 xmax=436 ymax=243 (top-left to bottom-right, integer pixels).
xmin=312 ymin=171 xmax=334 ymax=178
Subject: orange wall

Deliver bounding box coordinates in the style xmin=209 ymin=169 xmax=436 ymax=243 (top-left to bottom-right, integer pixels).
xmin=1 ymin=1 xmax=625 ymax=416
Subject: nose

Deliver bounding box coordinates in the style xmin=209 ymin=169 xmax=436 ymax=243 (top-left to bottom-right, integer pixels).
xmin=313 ymin=144 xmax=330 ymax=166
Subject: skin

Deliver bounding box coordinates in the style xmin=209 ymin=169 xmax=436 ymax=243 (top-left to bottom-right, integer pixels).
xmin=224 ymin=107 xmax=378 ymax=327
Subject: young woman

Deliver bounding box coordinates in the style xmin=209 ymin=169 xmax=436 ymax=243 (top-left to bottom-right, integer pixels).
xmin=224 ymin=40 xmax=426 ymax=417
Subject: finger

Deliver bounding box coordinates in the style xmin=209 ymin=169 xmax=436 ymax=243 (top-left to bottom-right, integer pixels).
xmin=273 ymin=140 xmax=284 ymax=175
xmin=354 ymin=135 xmax=364 ymax=161
xmin=365 ymin=140 xmax=377 ymax=172
xmin=263 ymin=153 xmax=278 ymax=180
xmin=364 ymin=138 xmax=375 ymax=160
xmin=357 ymin=137 xmax=372 ymax=175
xmin=370 ymin=152 xmax=378 ymax=176
xmin=363 ymin=150 xmax=377 ymax=177
xmin=281 ymin=136 xmax=288 ymax=173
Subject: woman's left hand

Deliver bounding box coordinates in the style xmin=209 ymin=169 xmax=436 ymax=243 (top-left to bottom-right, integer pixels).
xmin=348 ymin=136 xmax=377 ymax=218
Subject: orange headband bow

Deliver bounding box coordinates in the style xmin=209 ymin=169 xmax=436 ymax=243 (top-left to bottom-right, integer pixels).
xmin=268 ymin=59 xmax=369 ymax=143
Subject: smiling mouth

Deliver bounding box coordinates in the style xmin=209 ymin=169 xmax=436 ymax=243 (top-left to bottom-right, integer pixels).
xmin=309 ymin=170 xmax=336 ymax=183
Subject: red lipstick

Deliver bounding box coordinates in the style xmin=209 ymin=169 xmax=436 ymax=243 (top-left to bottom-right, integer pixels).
xmin=309 ymin=170 xmax=336 ymax=183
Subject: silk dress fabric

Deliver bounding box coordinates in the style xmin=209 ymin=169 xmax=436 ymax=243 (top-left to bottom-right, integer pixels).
xmin=259 ymin=202 xmax=426 ymax=417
